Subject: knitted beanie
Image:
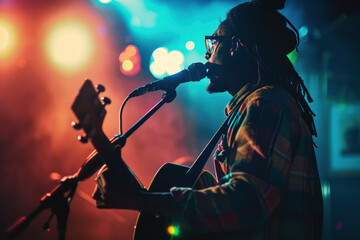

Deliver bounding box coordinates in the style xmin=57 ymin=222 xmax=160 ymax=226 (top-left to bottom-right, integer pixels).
xmin=226 ymin=0 xmax=297 ymax=55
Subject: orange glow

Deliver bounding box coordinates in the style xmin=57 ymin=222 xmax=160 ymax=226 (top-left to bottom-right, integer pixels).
xmin=0 ymin=19 xmax=17 ymax=59
xmin=1 ymin=2 xmax=193 ymax=240
xmin=38 ymin=1 xmax=111 ymax=76
xmin=17 ymin=58 xmax=27 ymax=68
xmin=119 ymin=44 xmax=141 ymax=76
xmin=45 ymin=20 xmax=95 ymax=73
xmin=0 ymin=26 xmax=9 ymax=50
xmin=119 ymin=52 xmax=127 ymax=62
xmin=125 ymin=45 xmax=137 ymax=57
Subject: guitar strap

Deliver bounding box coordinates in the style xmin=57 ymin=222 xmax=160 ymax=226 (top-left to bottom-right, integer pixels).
xmin=184 ymin=89 xmax=253 ymax=187
xmin=183 ymin=113 xmax=232 ymax=187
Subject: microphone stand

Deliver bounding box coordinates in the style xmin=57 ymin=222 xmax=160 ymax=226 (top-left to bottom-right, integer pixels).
xmin=114 ymin=89 xmax=177 ymax=147
xmin=6 ymin=89 xmax=177 ymax=240
xmin=6 ymin=177 xmax=77 ymax=240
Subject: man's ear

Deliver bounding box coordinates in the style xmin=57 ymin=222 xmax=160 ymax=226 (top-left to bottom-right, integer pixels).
xmin=230 ymin=37 xmax=242 ymax=56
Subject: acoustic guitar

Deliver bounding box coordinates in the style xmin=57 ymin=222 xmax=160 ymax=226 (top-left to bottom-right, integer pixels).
xmin=71 ymin=79 xmax=217 ymax=239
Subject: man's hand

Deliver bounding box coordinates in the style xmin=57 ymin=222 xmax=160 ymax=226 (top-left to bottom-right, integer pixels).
xmin=92 ymin=165 xmax=142 ymax=210
xmin=92 ymin=165 xmax=176 ymax=217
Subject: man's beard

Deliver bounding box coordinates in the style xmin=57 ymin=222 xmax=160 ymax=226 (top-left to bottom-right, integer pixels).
xmin=205 ymin=63 xmax=228 ymax=93
xmin=206 ymin=79 xmax=227 ymax=93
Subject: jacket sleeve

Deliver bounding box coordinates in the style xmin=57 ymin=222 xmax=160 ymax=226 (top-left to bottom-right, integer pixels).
xmin=171 ymin=98 xmax=292 ymax=233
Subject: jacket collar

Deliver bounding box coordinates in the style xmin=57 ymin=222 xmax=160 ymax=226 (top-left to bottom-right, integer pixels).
xmin=224 ymin=82 xmax=262 ymax=117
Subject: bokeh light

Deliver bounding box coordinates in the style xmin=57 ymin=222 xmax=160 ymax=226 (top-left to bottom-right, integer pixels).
xmin=167 ymin=225 xmax=180 ymax=237
xmin=98 ymin=0 xmax=112 ymax=4
xmin=322 ymin=181 xmax=331 ymax=198
xmin=185 ymin=41 xmax=195 ymax=51
xmin=152 ymin=47 xmax=169 ymax=62
xmin=45 ymin=20 xmax=95 ymax=72
xmin=0 ymin=19 xmax=17 ymax=59
xmin=149 ymin=61 xmax=167 ymax=77
xmin=119 ymin=44 xmax=141 ymax=76
xmin=125 ymin=45 xmax=137 ymax=56
xmin=167 ymin=50 xmax=184 ymax=75
xmin=0 ymin=26 xmax=9 ymax=50
xmin=299 ymin=26 xmax=309 ymax=38
xmin=149 ymin=47 xmax=185 ymax=78
xmin=122 ymin=59 xmax=134 ymax=71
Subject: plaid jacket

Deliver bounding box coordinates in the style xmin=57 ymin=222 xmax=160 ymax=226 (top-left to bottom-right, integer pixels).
xmin=171 ymin=83 xmax=323 ymax=239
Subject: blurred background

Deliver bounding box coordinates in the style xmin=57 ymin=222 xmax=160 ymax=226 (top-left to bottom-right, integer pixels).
xmin=0 ymin=0 xmax=359 ymax=239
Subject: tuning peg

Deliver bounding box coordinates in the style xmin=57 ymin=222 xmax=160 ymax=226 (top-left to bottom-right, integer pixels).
xmin=71 ymin=121 xmax=82 ymax=130
xmin=96 ymin=84 xmax=105 ymax=93
xmin=77 ymin=135 xmax=88 ymax=143
xmin=101 ymin=97 xmax=111 ymax=106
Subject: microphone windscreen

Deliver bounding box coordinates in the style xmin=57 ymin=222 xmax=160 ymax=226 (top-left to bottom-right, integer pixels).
xmin=187 ymin=62 xmax=207 ymax=81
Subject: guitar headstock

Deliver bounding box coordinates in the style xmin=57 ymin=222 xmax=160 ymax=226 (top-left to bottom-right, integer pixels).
xmin=71 ymin=79 xmax=111 ymax=143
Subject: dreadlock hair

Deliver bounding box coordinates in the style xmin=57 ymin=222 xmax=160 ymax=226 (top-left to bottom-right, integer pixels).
xmin=226 ymin=0 xmax=317 ymax=137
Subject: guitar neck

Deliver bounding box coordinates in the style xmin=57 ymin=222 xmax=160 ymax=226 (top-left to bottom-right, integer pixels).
xmin=90 ymin=131 xmax=119 ymax=170
xmin=71 ymin=79 xmax=144 ymax=190
xmin=90 ymin=131 xmax=144 ymax=190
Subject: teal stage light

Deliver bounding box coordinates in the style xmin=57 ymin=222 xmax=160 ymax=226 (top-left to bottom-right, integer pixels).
xmin=98 ymin=0 xmax=112 ymax=4
xmin=149 ymin=47 xmax=184 ymax=78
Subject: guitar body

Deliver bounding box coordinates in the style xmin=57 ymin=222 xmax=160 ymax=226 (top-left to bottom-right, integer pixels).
xmin=134 ymin=163 xmax=217 ymax=240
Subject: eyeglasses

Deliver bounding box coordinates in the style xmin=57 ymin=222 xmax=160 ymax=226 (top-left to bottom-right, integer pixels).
xmin=205 ymin=35 xmax=232 ymax=55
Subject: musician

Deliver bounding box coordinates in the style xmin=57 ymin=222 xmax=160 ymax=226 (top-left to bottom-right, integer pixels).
xmin=93 ymin=0 xmax=323 ymax=239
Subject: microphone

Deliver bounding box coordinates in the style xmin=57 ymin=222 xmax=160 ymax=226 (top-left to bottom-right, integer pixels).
xmin=129 ymin=62 xmax=207 ymax=98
